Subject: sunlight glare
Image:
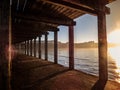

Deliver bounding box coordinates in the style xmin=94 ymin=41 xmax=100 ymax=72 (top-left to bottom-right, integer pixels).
xmin=109 ymin=46 xmax=120 ymax=83
xmin=108 ymin=30 xmax=120 ymax=44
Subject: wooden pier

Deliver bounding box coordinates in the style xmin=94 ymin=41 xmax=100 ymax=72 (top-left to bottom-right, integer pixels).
xmin=0 ymin=0 xmax=119 ymax=90
xmin=11 ymin=54 xmax=120 ymax=90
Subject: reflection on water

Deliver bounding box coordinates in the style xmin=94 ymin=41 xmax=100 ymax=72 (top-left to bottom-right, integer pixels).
xmin=20 ymin=46 xmax=120 ymax=83
xmin=108 ymin=46 xmax=120 ymax=83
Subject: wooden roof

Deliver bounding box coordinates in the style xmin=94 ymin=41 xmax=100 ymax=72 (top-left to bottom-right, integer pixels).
xmin=12 ymin=0 xmax=115 ymax=43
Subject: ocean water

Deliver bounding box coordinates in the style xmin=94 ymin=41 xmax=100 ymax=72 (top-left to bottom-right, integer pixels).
xmin=45 ymin=47 xmax=120 ymax=83
xmin=20 ymin=46 xmax=120 ymax=83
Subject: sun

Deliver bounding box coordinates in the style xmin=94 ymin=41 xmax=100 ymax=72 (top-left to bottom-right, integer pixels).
xmin=108 ymin=29 xmax=120 ymax=44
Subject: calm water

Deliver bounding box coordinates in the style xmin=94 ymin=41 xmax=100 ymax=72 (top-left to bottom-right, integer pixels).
xmin=45 ymin=47 xmax=120 ymax=83
xmin=21 ymin=46 xmax=120 ymax=83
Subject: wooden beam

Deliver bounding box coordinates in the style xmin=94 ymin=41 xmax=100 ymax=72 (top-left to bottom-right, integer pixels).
xmin=12 ymin=22 xmax=58 ymax=32
xmin=13 ymin=12 xmax=76 ymax=26
xmin=39 ymin=0 xmax=97 ymax=15
xmin=62 ymin=0 xmax=111 ymax=14
xmin=12 ymin=37 xmax=35 ymax=44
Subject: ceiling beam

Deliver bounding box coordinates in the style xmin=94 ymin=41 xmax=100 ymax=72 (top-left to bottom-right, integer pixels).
xmin=63 ymin=0 xmax=111 ymax=14
xmin=39 ymin=0 xmax=97 ymax=15
xmin=13 ymin=12 xmax=76 ymax=26
xmin=39 ymin=0 xmax=110 ymax=15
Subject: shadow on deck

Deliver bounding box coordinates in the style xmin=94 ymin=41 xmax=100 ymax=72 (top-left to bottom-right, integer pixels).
xmin=12 ymin=54 xmax=120 ymax=90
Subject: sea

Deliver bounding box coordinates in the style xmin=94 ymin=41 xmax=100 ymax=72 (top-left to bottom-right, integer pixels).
xmin=21 ymin=46 xmax=120 ymax=83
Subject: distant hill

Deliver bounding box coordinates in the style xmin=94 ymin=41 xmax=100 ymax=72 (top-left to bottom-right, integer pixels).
xmin=20 ymin=40 xmax=118 ymax=49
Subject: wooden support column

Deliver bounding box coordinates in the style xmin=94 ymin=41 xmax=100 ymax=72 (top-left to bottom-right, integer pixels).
xmin=30 ymin=39 xmax=32 ymax=56
xmin=69 ymin=25 xmax=74 ymax=70
xmin=92 ymin=0 xmax=108 ymax=90
xmin=25 ymin=41 xmax=27 ymax=55
xmin=38 ymin=36 xmax=41 ymax=59
xmin=27 ymin=40 xmax=29 ymax=55
xmin=34 ymin=38 xmax=36 ymax=57
xmin=54 ymin=31 xmax=58 ymax=64
xmin=45 ymin=33 xmax=48 ymax=60
xmin=0 ymin=0 xmax=11 ymax=90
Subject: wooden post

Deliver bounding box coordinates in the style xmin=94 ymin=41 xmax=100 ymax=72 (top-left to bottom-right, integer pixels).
xmin=45 ymin=33 xmax=48 ymax=60
xmin=25 ymin=41 xmax=27 ymax=55
xmin=30 ymin=39 xmax=32 ymax=56
xmin=0 ymin=0 xmax=11 ymax=90
xmin=92 ymin=0 xmax=108 ymax=90
xmin=54 ymin=31 xmax=58 ymax=64
xmin=34 ymin=38 xmax=36 ymax=57
xmin=38 ymin=36 xmax=41 ymax=59
xmin=69 ymin=25 xmax=74 ymax=70
xmin=27 ymin=40 xmax=29 ymax=55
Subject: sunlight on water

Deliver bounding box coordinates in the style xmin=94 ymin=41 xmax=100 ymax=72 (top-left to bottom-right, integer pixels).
xmin=109 ymin=46 xmax=120 ymax=83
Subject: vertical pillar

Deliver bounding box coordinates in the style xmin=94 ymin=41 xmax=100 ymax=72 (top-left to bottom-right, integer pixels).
xmin=45 ymin=33 xmax=48 ymax=60
xmin=38 ymin=36 xmax=41 ymax=59
xmin=69 ymin=25 xmax=74 ymax=70
xmin=92 ymin=0 xmax=108 ymax=90
xmin=30 ymin=39 xmax=32 ymax=56
xmin=27 ymin=40 xmax=29 ymax=55
xmin=54 ymin=30 xmax=58 ymax=64
xmin=0 ymin=0 xmax=11 ymax=90
xmin=25 ymin=41 xmax=27 ymax=55
xmin=34 ymin=38 xmax=36 ymax=57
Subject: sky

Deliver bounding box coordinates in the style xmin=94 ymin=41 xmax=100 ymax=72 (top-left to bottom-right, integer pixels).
xmin=46 ymin=0 xmax=120 ymax=43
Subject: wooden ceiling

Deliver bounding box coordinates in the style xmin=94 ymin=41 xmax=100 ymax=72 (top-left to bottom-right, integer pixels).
xmin=12 ymin=0 xmax=115 ymax=43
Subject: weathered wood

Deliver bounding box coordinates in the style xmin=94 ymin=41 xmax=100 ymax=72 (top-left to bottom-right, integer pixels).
xmin=12 ymin=20 xmax=58 ymax=32
xmin=27 ymin=40 xmax=29 ymax=56
xmin=39 ymin=0 xmax=97 ymax=15
xmin=13 ymin=12 xmax=76 ymax=26
xmin=34 ymin=38 xmax=36 ymax=57
xmin=69 ymin=25 xmax=74 ymax=70
xmin=30 ymin=39 xmax=32 ymax=56
xmin=0 ymin=0 xmax=11 ymax=90
xmin=38 ymin=36 xmax=41 ymax=59
xmin=62 ymin=0 xmax=111 ymax=14
xmin=25 ymin=41 xmax=27 ymax=55
xmin=92 ymin=0 xmax=108 ymax=90
xmin=54 ymin=31 xmax=58 ymax=64
xmin=45 ymin=34 xmax=48 ymax=60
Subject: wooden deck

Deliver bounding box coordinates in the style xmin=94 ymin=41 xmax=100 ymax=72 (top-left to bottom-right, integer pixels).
xmin=12 ymin=54 xmax=120 ymax=90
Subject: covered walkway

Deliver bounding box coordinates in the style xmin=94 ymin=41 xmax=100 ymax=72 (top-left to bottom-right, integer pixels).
xmin=11 ymin=54 xmax=120 ymax=90
xmin=0 ymin=0 xmax=119 ymax=90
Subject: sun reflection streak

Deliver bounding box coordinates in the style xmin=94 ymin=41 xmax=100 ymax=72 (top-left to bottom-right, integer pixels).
xmin=109 ymin=46 xmax=120 ymax=83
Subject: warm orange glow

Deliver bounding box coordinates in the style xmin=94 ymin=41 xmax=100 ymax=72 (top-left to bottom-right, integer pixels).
xmin=109 ymin=47 xmax=120 ymax=83
xmin=108 ymin=30 xmax=120 ymax=44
